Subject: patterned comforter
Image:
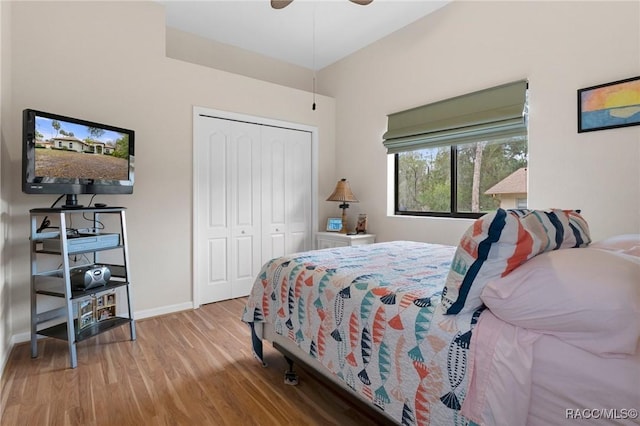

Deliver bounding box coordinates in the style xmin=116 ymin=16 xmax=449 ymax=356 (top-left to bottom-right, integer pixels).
xmin=241 ymin=241 xmax=482 ymax=425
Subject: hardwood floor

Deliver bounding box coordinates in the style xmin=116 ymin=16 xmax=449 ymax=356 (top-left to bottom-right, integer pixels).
xmin=1 ymin=298 xmax=386 ymax=425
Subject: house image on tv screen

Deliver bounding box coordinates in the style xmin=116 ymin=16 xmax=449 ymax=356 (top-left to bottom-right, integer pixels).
xmin=45 ymin=136 xmax=114 ymax=155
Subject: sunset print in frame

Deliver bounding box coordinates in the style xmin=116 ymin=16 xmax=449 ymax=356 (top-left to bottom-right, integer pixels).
xmin=578 ymin=76 xmax=640 ymax=132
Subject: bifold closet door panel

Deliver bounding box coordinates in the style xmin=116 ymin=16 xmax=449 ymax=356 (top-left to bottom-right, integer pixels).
xmin=260 ymin=125 xmax=312 ymax=262
xmin=195 ymin=116 xmax=260 ymax=303
xmin=228 ymin=121 xmax=262 ymax=299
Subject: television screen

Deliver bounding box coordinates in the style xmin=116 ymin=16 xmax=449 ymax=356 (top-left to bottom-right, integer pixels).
xmin=23 ymin=109 xmax=135 ymax=205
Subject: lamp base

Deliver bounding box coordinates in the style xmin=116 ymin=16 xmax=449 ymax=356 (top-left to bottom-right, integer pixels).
xmin=340 ymin=207 xmax=348 ymax=234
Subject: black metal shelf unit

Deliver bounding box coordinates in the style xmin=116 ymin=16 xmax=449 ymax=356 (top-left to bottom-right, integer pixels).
xmin=29 ymin=206 xmax=136 ymax=368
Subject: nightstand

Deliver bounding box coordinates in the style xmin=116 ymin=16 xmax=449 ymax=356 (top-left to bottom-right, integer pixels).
xmin=315 ymin=232 xmax=376 ymax=249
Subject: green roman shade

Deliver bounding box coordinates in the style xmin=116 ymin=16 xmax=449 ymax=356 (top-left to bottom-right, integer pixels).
xmin=383 ymin=80 xmax=528 ymax=153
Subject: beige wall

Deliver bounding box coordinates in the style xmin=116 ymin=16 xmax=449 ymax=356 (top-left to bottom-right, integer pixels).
xmin=2 ymin=0 xmax=336 ymax=360
xmin=166 ymin=27 xmax=315 ymax=94
xmin=319 ymin=0 xmax=640 ymax=245
xmin=0 ymin=0 xmax=11 ymax=373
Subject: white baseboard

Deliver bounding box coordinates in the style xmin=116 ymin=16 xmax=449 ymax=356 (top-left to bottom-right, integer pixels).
xmin=10 ymin=332 xmax=31 ymax=346
xmin=4 ymin=301 xmax=196 ymax=361
xmin=0 ymin=343 xmax=10 ymax=379
xmin=0 ymin=332 xmax=31 ymax=379
xmin=134 ymin=302 xmax=195 ymax=320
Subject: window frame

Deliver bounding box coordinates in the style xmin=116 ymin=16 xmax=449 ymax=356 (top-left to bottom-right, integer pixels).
xmin=394 ymin=145 xmax=485 ymax=220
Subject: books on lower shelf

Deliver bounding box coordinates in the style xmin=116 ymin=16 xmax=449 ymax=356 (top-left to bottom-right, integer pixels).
xmin=77 ymin=292 xmax=117 ymax=331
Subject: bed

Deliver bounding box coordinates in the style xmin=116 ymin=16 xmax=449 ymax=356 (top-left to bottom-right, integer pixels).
xmin=241 ymin=209 xmax=640 ymax=425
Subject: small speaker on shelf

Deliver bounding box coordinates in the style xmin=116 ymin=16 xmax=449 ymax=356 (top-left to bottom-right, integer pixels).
xmin=70 ymin=265 xmax=111 ymax=290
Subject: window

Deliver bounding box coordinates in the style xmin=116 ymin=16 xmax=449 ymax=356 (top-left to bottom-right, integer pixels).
xmin=384 ymin=80 xmax=528 ymax=218
xmin=395 ymin=136 xmax=527 ymax=218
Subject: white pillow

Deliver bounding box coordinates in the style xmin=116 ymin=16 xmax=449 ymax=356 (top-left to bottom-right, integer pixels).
xmin=590 ymin=234 xmax=640 ymax=257
xmin=481 ymin=248 xmax=640 ymax=357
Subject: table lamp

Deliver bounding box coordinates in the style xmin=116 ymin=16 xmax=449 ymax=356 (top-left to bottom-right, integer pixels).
xmin=326 ymin=178 xmax=358 ymax=234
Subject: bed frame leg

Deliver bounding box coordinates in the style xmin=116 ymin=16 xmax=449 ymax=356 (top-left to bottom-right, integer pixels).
xmin=283 ymin=356 xmax=299 ymax=386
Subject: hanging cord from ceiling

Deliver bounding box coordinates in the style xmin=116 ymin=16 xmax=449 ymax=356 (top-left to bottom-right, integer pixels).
xmin=312 ymin=5 xmax=317 ymax=111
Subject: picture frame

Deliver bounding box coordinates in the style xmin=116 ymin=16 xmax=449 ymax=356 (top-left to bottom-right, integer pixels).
xmin=326 ymin=217 xmax=342 ymax=232
xmin=77 ymin=298 xmax=95 ymax=330
xmin=355 ymin=214 xmax=368 ymax=234
xmin=578 ymin=76 xmax=640 ymax=133
xmin=105 ymin=293 xmax=116 ymax=307
xmin=96 ymin=305 xmax=116 ymax=321
xmin=79 ymin=312 xmax=95 ymax=329
xmin=78 ymin=298 xmax=94 ymax=317
xmin=93 ymin=293 xmax=117 ymax=322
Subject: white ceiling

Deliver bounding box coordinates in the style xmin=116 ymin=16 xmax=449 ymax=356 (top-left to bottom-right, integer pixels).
xmin=159 ymin=0 xmax=450 ymax=70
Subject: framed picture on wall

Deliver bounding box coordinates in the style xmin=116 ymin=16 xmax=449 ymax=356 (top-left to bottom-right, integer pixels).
xmin=578 ymin=75 xmax=640 ymax=133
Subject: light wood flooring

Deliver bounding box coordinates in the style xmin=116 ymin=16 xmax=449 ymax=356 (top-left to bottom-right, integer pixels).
xmin=1 ymin=297 xmax=386 ymax=425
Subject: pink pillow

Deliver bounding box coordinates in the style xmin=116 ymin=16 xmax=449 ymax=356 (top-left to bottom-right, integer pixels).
xmin=481 ymin=248 xmax=640 ymax=357
xmin=590 ymin=234 xmax=640 ymax=257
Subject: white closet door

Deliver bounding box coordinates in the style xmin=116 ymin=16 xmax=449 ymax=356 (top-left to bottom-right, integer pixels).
xmin=230 ymin=122 xmax=262 ymax=298
xmin=261 ymin=125 xmax=312 ymax=261
xmin=195 ymin=117 xmax=262 ymax=304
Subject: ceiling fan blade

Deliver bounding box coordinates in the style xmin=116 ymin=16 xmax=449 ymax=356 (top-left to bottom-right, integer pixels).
xmin=271 ymin=0 xmax=293 ymax=9
xmin=271 ymin=0 xmax=371 ymax=9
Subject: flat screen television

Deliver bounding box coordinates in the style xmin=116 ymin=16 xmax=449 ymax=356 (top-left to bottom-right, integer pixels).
xmin=22 ymin=109 xmax=135 ymax=207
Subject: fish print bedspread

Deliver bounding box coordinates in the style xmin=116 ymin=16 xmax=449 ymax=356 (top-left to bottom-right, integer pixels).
xmin=241 ymin=241 xmax=481 ymax=425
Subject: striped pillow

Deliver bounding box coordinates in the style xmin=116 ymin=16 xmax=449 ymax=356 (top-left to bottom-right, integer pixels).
xmin=513 ymin=208 xmax=591 ymax=249
xmin=441 ymin=208 xmax=591 ymax=315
